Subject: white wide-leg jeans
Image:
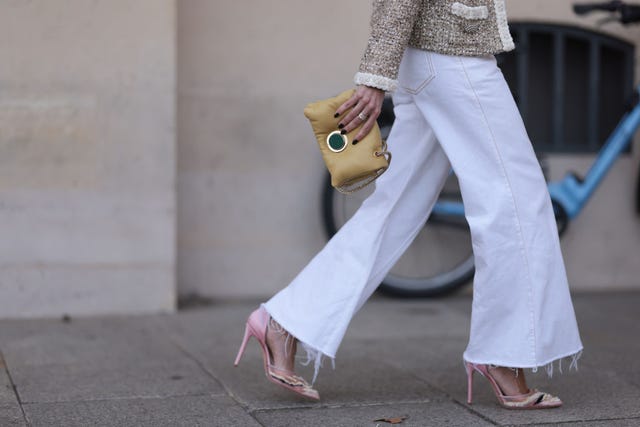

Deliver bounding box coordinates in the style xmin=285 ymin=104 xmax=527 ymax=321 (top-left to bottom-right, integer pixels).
xmin=264 ymin=48 xmax=583 ymax=383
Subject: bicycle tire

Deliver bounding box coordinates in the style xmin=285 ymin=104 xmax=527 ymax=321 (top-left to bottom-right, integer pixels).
xmin=321 ymin=172 xmax=475 ymax=298
xmin=636 ymin=162 xmax=640 ymax=214
xmin=552 ymin=199 xmax=570 ymax=237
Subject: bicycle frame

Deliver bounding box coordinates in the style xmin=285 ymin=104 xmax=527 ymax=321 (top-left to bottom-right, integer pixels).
xmin=548 ymin=86 xmax=640 ymax=219
xmin=431 ymin=85 xmax=640 ymax=222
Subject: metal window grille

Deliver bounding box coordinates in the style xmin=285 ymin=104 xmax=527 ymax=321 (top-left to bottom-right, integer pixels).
xmin=496 ymin=23 xmax=635 ymax=153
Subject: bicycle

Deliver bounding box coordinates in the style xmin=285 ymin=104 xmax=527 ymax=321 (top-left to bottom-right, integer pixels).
xmin=322 ymin=1 xmax=640 ymax=297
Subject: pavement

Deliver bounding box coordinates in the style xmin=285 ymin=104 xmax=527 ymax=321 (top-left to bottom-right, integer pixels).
xmin=0 ymin=291 xmax=639 ymax=427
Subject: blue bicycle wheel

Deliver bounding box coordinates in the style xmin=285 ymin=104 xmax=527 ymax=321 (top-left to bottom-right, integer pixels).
xmin=321 ymin=171 xmax=475 ymax=298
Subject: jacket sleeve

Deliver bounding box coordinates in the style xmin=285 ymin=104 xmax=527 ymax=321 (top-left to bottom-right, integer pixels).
xmin=354 ymin=0 xmax=422 ymax=92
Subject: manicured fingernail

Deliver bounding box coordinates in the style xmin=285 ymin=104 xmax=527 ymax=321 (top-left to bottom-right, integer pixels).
xmin=353 ymin=139 xmax=359 ymax=144
xmin=338 ymin=123 xmax=344 ymax=129
xmin=334 ymin=112 xmax=340 ymax=118
xmin=340 ymin=130 xmax=347 ymax=135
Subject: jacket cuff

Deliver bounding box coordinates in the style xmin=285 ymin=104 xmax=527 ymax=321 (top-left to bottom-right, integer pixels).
xmin=353 ymin=72 xmax=398 ymax=92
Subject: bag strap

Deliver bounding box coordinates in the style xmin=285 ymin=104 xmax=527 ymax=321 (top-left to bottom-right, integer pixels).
xmin=374 ymin=140 xmax=392 ymax=165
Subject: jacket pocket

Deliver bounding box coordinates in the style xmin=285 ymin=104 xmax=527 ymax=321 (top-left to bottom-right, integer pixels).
xmin=450 ymin=2 xmax=489 ymax=33
xmin=398 ymin=48 xmax=436 ymax=95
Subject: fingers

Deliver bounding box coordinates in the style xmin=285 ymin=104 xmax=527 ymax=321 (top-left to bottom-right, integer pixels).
xmin=339 ymin=101 xmax=367 ymax=133
xmin=335 ymin=86 xmax=384 ymax=142
xmin=334 ymin=94 xmax=359 ymax=118
xmin=353 ymin=114 xmax=378 ymax=143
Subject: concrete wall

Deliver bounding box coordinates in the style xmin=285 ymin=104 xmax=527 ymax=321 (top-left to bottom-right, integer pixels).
xmin=0 ymin=1 xmax=177 ymax=317
xmin=177 ymin=0 xmax=640 ymax=300
xmin=2 ymin=0 xmax=638 ymax=318
xmin=177 ymin=0 xmax=373 ymax=299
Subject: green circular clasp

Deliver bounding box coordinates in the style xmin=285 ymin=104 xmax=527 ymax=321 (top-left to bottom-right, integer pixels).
xmin=327 ymin=131 xmax=348 ymax=153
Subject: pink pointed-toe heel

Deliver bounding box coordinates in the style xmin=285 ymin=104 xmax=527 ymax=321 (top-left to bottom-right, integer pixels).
xmin=234 ymin=306 xmax=320 ymax=400
xmin=465 ymin=362 xmax=562 ymax=409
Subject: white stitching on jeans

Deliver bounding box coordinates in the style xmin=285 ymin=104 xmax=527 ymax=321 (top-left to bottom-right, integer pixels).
xmin=457 ymin=56 xmax=538 ymax=363
xmin=400 ymin=50 xmax=436 ymax=95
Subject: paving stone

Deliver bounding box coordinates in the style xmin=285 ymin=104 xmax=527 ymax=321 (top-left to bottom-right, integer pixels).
xmin=344 ymin=298 xmax=472 ymax=341
xmin=532 ymin=420 xmax=640 ymax=427
xmin=23 ymin=395 xmax=260 ymax=427
xmin=0 ymin=356 xmax=24 ymax=426
xmin=306 ymin=355 xmax=445 ymax=407
xmin=0 ymin=315 xmax=184 ymax=369
xmin=576 ymin=340 xmax=640 ymax=392
xmin=0 ymin=294 xmax=637 ymax=426
xmin=11 ymin=360 xmax=224 ymax=404
xmin=335 ymin=332 xmax=469 ymax=394
xmin=164 ymin=297 xmax=472 ymax=363
xmin=571 ymin=295 xmax=640 ymax=390
xmin=0 ymin=356 xmax=19 ymax=406
xmin=165 ymin=298 xmax=469 ymax=410
xmin=0 ymin=315 xmax=165 ymax=347
xmin=464 ymin=365 xmax=640 ymax=426
xmin=193 ymin=334 xmax=444 ymax=410
xmin=253 ymin=400 xmax=493 ymax=427
xmin=163 ymin=302 xmax=255 ymax=352
xmin=229 ymin=353 xmax=440 ymax=409
xmin=0 ymin=405 xmax=26 ymax=426
xmin=0 ymin=381 xmax=16 ymax=407
xmin=572 ymin=292 xmax=639 ymax=325
xmin=358 ymin=334 xmax=640 ymax=426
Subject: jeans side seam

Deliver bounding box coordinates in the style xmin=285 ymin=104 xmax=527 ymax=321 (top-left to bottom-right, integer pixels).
xmin=458 ymin=57 xmax=538 ymax=364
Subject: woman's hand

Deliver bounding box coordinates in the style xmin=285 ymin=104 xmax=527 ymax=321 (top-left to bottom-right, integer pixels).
xmin=334 ymin=85 xmax=385 ymax=144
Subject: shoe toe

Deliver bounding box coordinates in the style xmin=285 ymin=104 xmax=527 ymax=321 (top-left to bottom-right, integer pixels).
xmin=303 ymin=388 xmax=320 ymax=400
xmin=533 ymin=390 xmax=563 ymax=408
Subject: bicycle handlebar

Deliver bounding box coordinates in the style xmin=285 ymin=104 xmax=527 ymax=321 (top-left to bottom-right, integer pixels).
xmin=574 ymin=1 xmax=621 ymax=14
xmin=574 ymin=1 xmax=640 ymax=24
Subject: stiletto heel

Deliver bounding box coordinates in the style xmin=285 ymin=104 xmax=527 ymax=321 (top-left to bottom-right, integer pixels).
xmin=466 ymin=362 xmax=474 ymax=404
xmin=463 ymin=362 xmax=562 ymax=409
xmin=233 ymin=306 xmax=320 ymax=400
xmin=234 ymin=323 xmax=251 ymax=366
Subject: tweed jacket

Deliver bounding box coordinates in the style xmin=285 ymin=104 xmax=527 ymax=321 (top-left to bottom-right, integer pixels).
xmin=354 ymin=0 xmax=515 ymax=91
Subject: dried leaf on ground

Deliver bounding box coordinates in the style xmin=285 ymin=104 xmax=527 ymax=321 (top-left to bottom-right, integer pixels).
xmin=373 ymin=415 xmax=408 ymax=424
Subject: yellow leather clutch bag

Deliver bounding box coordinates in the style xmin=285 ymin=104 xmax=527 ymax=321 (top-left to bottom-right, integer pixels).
xmin=304 ymin=89 xmax=391 ymax=194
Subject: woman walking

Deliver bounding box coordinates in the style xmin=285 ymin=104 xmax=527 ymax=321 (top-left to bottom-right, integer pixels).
xmin=234 ymin=0 xmax=583 ymax=408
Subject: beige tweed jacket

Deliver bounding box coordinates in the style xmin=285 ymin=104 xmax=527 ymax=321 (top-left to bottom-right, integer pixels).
xmin=354 ymin=0 xmax=515 ymax=92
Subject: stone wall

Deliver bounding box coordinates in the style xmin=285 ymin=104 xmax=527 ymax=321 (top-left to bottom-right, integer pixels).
xmin=0 ymin=0 xmax=177 ymax=317
xmin=1 ymin=0 xmax=638 ymax=318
